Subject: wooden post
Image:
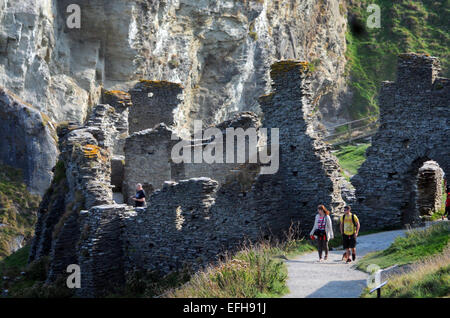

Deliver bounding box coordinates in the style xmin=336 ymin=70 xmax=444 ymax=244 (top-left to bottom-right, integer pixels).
xmin=369 ymin=280 xmax=388 ymax=298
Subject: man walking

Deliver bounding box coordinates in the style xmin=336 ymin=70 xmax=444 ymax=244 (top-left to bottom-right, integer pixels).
xmin=131 ymin=183 xmax=146 ymax=208
xmin=340 ymin=206 xmax=360 ymax=263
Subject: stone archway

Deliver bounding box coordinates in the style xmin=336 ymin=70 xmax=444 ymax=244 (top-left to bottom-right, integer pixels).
xmin=352 ymin=53 xmax=450 ymax=230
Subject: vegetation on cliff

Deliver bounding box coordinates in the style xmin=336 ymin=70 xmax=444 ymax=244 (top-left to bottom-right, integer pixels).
xmin=359 ymin=223 xmax=450 ymax=298
xmin=346 ymin=0 xmax=449 ymax=119
xmin=334 ymin=143 xmax=370 ymax=178
xmin=0 ymin=165 xmax=40 ymax=260
xmin=362 ymin=247 xmax=449 ymax=298
xmin=357 ymin=222 xmax=450 ymax=271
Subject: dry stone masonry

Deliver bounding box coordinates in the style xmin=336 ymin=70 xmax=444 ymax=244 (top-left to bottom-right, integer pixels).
xmin=129 ymin=81 xmax=183 ymax=134
xmin=246 ymin=61 xmax=345 ymax=234
xmin=101 ymin=89 xmax=132 ymax=155
xmin=112 ymin=60 xmax=345 ymax=278
xmin=76 ymin=204 xmax=134 ymax=297
xmin=417 ymin=161 xmax=443 ymax=216
xmin=123 ymin=111 xmax=261 ymax=201
xmin=352 ymin=53 xmax=450 ymax=229
xmin=29 ymin=59 xmax=348 ymax=296
xmin=31 ymin=54 xmax=449 ymax=297
xmin=29 ymin=103 xmax=123 ymax=281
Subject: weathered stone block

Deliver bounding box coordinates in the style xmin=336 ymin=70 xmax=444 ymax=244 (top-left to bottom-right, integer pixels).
xmin=129 ymin=80 xmax=183 ymax=134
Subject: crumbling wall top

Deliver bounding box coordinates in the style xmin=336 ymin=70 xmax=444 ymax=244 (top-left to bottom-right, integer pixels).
xmin=270 ymin=60 xmax=309 ymax=80
xmin=137 ymin=80 xmax=184 ymax=90
xmin=397 ymin=53 xmax=441 ymax=88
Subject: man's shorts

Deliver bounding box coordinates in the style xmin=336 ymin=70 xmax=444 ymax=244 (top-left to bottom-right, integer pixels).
xmin=343 ymin=234 xmax=356 ymax=249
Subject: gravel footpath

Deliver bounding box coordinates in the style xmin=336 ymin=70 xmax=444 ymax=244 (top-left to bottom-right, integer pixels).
xmin=284 ymin=229 xmax=408 ymax=298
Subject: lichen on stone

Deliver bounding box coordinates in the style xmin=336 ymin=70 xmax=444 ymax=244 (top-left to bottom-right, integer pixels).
xmin=138 ymin=80 xmax=184 ymax=89
xmin=103 ymin=90 xmax=130 ymax=98
xmin=258 ymin=92 xmax=274 ymax=104
xmin=270 ymin=60 xmax=309 ymax=78
xmin=83 ymin=144 xmax=102 ymax=160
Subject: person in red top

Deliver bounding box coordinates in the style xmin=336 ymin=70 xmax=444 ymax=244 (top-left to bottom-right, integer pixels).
xmin=443 ymin=191 xmax=450 ymax=220
xmin=310 ymin=205 xmax=334 ymax=262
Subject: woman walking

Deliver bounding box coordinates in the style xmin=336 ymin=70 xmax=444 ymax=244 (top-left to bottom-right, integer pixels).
xmin=310 ymin=205 xmax=334 ymax=262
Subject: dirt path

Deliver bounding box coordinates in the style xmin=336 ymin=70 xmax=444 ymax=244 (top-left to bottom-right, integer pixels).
xmin=284 ymin=229 xmax=408 ymax=298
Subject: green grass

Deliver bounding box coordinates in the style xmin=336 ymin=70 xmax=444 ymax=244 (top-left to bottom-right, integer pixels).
xmin=164 ymin=225 xmax=315 ymax=298
xmin=0 ymin=245 xmax=73 ymax=298
xmin=361 ymin=247 xmax=450 ymax=298
xmin=334 ymin=143 xmax=370 ymax=178
xmin=357 ymin=222 xmax=450 ymax=272
xmin=0 ymin=164 xmax=40 ymax=260
xmin=346 ymin=0 xmax=450 ymax=119
xmin=0 ymin=244 xmax=30 ymax=273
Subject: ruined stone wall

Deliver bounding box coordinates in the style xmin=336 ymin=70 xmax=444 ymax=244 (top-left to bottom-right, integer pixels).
xmin=74 ymin=177 xmax=260 ymax=293
xmin=29 ymin=103 xmax=124 ymax=281
xmin=31 ymin=60 xmax=347 ymax=295
xmin=246 ymin=61 xmax=345 ymax=233
xmin=101 ymin=90 xmax=132 ymax=156
xmin=128 ymin=81 xmax=183 ymax=134
xmin=182 ymin=112 xmax=262 ymax=187
xmin=352 ymin=54 xmax=450 ymax=230
xmin=76 ymin=204 xmax=134 ymax=298
xmin=122 ymin=178 xmax=223 ymax=274
xmin=123 ymin=112 xmax=261 ymax=200
xmin=123 ymin=124 xmax=176 ymax=202
xmin=119 ymin=61 xmax=345 ymax=277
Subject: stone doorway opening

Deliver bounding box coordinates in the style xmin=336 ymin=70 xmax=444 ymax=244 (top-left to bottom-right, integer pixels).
xmin=415 ymin=160 xmax=445 ymax=221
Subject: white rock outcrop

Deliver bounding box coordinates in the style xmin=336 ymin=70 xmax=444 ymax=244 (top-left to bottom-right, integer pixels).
xmin=0 ymin=0 xmax=347 ymax=128
xmin=0 ymin=0 xmax=347 ymax=193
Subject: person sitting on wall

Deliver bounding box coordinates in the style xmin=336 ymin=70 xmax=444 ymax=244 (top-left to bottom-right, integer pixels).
xmin=131 ymin=183 xmax=146 ymax=208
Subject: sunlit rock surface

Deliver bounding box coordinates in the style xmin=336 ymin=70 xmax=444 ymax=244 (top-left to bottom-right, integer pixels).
xmin=0 ymin=0 xmax=347 ymax=129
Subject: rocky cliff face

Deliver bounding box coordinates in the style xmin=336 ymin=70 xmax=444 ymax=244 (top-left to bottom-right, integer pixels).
xmin=0 ymin=88 xmax=57 ymax=195
xmin=0 ymin=0 xmax=347 ymax=130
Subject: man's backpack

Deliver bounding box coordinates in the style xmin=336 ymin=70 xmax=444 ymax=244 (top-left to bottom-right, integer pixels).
xmin=342 ymin=213 xmax=357 ymax=230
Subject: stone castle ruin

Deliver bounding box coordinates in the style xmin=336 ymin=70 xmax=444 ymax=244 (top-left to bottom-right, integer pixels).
xmin=352 ymin=53 xmax=449 ymax=229
xmin=28 ymin=53 xmax=449 ymax=296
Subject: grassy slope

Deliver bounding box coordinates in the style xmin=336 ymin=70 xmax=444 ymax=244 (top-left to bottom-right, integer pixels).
xmin=357 ymin=222 xmax=449 ymax=271
xmin=165 ymin=232 xmax=315 ymax=298
xmin=334 ymin=143 xmax=370 ymax=178
xmin=346 ymin=0 xmax=450 ymax=119
xmin=0 ymin=164 xmax=40 ymax=260
xmin=361 ymin=246 xmax=450 ymax=298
